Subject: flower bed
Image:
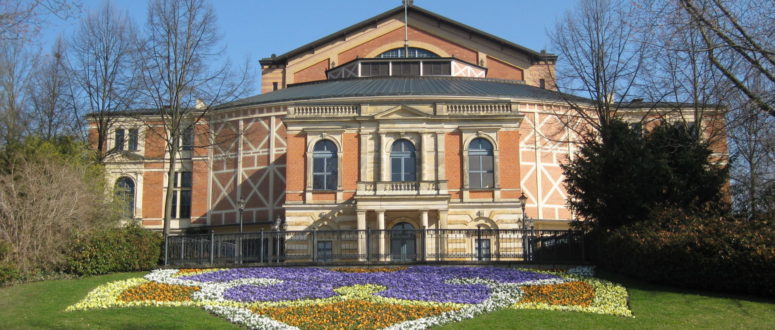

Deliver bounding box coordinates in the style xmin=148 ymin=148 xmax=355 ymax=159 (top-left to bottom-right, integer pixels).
xmin=68 ymin=265 xmax=632 ymax=328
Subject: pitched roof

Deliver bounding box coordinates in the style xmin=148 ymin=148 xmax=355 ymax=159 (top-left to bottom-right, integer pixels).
xmin=217 ymin=76 xmax=586 ymax=109
xmin=259 ymin=5 xmax=557 ymax=66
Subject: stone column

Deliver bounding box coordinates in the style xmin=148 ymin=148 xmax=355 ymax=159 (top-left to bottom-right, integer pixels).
xmin=421 ymin=210 xmax=429 ymax=259
xmin=357 ymin=211 xmax=367 ymax=261
xmin=377 ymin=210 xmax=386 ymax=261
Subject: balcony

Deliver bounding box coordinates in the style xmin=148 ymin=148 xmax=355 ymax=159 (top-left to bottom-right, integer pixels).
xmin=356 ymin=180 xmax=448 ymax=197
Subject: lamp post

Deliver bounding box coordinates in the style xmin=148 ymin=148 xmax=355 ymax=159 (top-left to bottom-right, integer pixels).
xmin=518 ymin=193 xmax=529 ymax=261
xmin=238 ymin=199 xmax=245 ymax=233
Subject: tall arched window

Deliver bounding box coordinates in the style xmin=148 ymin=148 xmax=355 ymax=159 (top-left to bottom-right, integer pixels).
xmin=468 ymin=138 xmax=494 ymax=188
xmin=312 ymin=140 xmax=338 ymax=190
xmin=391 ymin=139 xmax=416 ymax=182
xmin=377 ymin=47 xmax=439 ymax=58
xmin=115 ymin=177 xmax=135 ymax=218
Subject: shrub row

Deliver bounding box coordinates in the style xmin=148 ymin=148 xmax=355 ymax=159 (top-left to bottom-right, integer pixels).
xmin=593 ymin=209 xmax=775 ymax=297
xmin=64 ymin=223 xmax=163 ymax=276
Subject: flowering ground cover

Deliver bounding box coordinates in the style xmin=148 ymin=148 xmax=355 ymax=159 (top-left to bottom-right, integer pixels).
xmin=67 ymin=265 xmax=632 ymax=329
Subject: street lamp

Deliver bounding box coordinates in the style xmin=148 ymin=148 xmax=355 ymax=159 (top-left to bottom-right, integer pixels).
xmin=238 ymin=199 xmax=245 ymax=233
xmin=519 ymin=193 xmax=528 ymax=229
xmin=518 ymin=192 xmax=530 ymax=261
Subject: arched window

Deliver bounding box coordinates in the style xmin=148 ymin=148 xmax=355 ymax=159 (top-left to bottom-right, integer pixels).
xmin=390 ymin=139 xmax=416 ymax=182
xmin=468 ymin=138 xmax=494 ymax=188
xmin=115 ymin=177 xmax=135 ymax=218
xmin=377 ymin=47 xmax=439 ymax=58
xmin=313 ymin=140 xmax=338 ymax=190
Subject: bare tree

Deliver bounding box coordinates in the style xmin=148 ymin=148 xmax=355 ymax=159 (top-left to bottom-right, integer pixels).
xmin=678 ymin=0 xmax=774 ymax=117
xmin=69 ymin=2 xmax=138 ymax=160
xmin=638 ymin=0 xmax=733 ymax=141
xmin=27 ymin=37 xmax=78 ymax=140
xmin=0 ymin=39 xmax=34 ymax=145
xmin=728 ymin=78 xmax=775 ymax=218
xmin=0 ymin=0 xmax=78 ymax=40
xmin=136 ymin=0 xmax=251 ymax=236
xmin=549 ymin=0 xmax=652 ymax=135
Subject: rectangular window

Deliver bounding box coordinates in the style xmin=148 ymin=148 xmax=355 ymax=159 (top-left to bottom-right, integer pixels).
xmin=181 ymin=126 xmax=194 ymax=150
xmin=361 ymin=62 xmax=389 ymax=77
xmin=422 ymin=61 xmax=451 ymax=76
xmin=313 ymin=155 xmax=337 ymax=190
xmin=272 ymin=82 xmax=278 ymax=91
xmin=128 ymin=129 xmax=139 ymax=151
xmin=171 ymin=171 xmax=192 ymax=219
xmin=115 ymin=129 xmax=125 ymax=151
xmin=317 ymin=241 xmax=333 ymax=262
xmin=392 ymin=62 xmax=420 ymax=76
xmin=469 ymin=154 xmax=494 ymax=188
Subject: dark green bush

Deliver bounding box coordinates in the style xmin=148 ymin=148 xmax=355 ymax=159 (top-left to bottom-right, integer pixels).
xmin=64 ymin=223 xmax=163 ymax=276
xmin=593 ymin=208 xmax=775 ymax=297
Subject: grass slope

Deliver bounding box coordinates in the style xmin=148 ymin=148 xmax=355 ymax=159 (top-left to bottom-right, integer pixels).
xmin=0 ymin=271 xmax=772 ymax=329
xmin=0 ymin=272 xmax=237 ymax=329
xmin=442 ymin=272 xmax=775 ymax=329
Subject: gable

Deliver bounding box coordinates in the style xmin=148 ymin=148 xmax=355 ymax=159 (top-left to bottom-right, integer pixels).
xmin=373 ymin=105 xmax=432 ymax=120
xmin=259 ymin=5 xmax=558 ymax=93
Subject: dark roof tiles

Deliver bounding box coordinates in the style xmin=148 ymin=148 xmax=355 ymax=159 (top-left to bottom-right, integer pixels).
xmin=218 ymin=77 xmax=586 ymax=109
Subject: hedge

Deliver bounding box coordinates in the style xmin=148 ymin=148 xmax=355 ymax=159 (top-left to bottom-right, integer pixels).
xmin=64 ymin=223 xmax=163 ymax=276
xmin=592 ymin=209 xmax=775 ymax=297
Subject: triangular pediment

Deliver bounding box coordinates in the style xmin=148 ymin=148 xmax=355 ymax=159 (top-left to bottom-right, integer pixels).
xmin=373 ymin=105 xmax=432 ymax=120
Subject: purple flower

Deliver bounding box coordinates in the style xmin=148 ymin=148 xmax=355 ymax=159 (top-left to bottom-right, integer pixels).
xmin=181 ymin=266 xmax=558 ymax=304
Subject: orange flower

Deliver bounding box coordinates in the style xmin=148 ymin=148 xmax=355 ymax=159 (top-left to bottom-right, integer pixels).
xmin=519 ymin=281 xmax=595 ymax=307
xmin=118 ymin=282 xmax=200 ymax=302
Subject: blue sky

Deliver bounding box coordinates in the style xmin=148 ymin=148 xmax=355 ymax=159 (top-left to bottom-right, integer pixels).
xmin=40 ymin=0 xmax=577 ymax=93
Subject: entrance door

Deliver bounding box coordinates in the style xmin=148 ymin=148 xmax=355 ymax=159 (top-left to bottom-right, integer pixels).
xmin=390 ymin=222 xmax=416 ymax=261
xmin=475 ymin=238 xmax=491 ymax=261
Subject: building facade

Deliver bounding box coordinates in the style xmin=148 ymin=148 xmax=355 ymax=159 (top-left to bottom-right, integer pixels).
xmin=94 ymin=4 xmax=725 ymax=254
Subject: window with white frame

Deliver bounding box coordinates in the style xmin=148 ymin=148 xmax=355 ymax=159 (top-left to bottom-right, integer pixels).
xmin=181 ymin=125 xmax=194 ymax=150
xmin=114 ymin=129 xmax=125 ymax=151
xmin=171 ymin=171 xmax=192 ymax=218
xmin=115 ymin=177 xmax=135 ymax=218
xmin=114 ymin=128 xmax=139 ymax=151
xmin=390 ymin=139 xmax=417 ymax=182
xmin=312 ymin=140 xmax=338 ymax=190
xmin=468 ymin=138 xmax=494 ymax=188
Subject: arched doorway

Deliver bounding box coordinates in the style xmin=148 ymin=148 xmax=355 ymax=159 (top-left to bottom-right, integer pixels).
xmin=390 ymin=222 xmax=416 ymax=261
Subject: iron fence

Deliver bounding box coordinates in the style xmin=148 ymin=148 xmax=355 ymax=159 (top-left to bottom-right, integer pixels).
xmin=165 ymin=229 xmax=587 ymax=266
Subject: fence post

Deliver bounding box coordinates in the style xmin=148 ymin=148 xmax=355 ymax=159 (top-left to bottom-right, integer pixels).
xmin=421 ymin=227 xmax=427 ymax=262
xmin=312 ymin=229 xmax=318 ymax=263
xmin=366 ymin=228 xmax=371 ymax=263
xmin=436 ymin=229 xmax=441 ymax=261
xmin=180 ymin=236 xmax=185 ymax=265
xmin=210 ymin=231 xmax=215 ymax=265
xmin=260 ymin=230 xmax=264 ymax=264
xmin=164 ymin=236 xmax=169 ymax=266
xmin=476 ymin=227 xmax=482 ymax=262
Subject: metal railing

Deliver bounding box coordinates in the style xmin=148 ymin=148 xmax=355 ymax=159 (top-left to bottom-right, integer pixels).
xmin=165 ymin=229 xmax=587 ymax=266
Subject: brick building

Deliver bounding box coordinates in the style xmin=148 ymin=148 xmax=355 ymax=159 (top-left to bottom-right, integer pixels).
xmin=95 ymin=5 xmax=725 ymax=261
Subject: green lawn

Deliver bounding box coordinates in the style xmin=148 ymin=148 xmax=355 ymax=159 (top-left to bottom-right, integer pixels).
xmin=0 ymin=271 xmax=773 ymax=329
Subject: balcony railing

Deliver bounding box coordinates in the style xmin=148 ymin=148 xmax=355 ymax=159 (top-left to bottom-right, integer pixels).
xmin=356 ymin=180 xmax=448 ymax=196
